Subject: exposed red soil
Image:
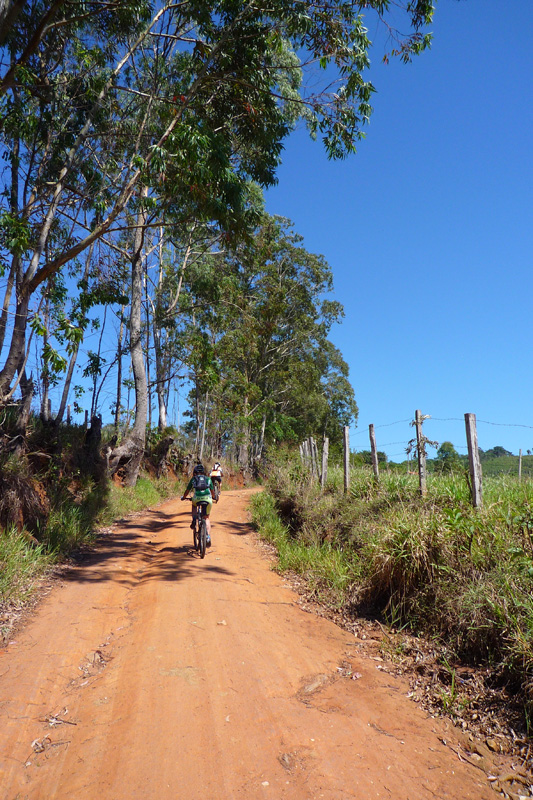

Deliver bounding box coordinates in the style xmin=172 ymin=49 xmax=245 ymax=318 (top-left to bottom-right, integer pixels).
xmin=0 ymin=489 xmax=523 ymax=799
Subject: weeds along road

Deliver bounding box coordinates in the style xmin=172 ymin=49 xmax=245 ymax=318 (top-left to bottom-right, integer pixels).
xmin=1 ymin=489 xmax=496 ymax=800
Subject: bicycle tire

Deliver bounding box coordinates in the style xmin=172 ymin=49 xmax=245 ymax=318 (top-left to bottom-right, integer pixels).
xmin=214 ymin=483 xmax=219 ymax=503
xmin=199 ymin=519 xmax=207 ymax=559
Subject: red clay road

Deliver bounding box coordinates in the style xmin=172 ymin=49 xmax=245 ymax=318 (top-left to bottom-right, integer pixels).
xmin=1 ymin=489 xmax=497 ymax=799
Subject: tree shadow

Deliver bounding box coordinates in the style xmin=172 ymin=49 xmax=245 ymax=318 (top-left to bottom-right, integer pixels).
xmin=214 ymin=519 xmax=253 ymax=536
xmin=62 ymin=511 xmax=235 ymax=585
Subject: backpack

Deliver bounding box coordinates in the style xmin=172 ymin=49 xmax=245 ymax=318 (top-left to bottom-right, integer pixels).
xmin=193 ymin=473 xmax=208 ymax=492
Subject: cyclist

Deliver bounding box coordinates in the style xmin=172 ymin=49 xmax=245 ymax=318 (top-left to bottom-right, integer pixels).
xmin=209 ymin=462 xmax=223 ymax=499
xmin=181 ymin=463 xmax=215 ymax=547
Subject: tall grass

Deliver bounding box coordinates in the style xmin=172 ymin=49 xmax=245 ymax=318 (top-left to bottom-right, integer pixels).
xmin=97 ymin=475 xmax=175 ymax=526
xmin=0 ymin=527 xmax=52 ymax=613
xmin=251 ymin=451 xmax=533 ymax=717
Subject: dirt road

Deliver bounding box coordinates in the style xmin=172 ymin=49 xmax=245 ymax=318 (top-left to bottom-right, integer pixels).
xmin=1 ymin=489 xmax=499 ymax=799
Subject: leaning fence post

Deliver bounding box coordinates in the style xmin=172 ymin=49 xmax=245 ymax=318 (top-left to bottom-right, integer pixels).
xmin=343 ymin=426 xmax=350 ymax=493
xmin=415 ymin=409 xmax=427 ymax=496
xmin=369 ymin=424 xmax=379 ymax=482
xmin=465 ymin=412 xmax=483 ymax=508
xmin=321 ymin=436 xmax=329 ymax=489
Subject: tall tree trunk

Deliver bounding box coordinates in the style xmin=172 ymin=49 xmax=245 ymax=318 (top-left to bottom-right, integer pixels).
xmin=237 ymin=395 xmax=250 ymax=467
xmin=256 ymin=411 xmax=267 ymax=461
xmin=114 ymin=317 xmax=124 ymax=433
xmin=0 ymin=89 xmax=20 ymax=354
xmin=199 ymin=390 xmax=208 ymax=462
xmin=144 ymin=270 xmax=152 ymax=430
xmin=0 ymin=258 xmax=17 ymax=355
xmin=154 ymin=235 xmax=167 ymax=432
xmin=56 ymin=238 xmax=96 ymax=424
xmin=0 ymin=293 xmax=27 ymax=395
xmin=39 ymin=285 xmax=50 ymax=421
xmin=154 ymin=328 xmax=168 ymax=432
xmin=193 ymin=370 xmax=200 ymax=455
xmin=109 ymin=188 xmax=148 ymax=486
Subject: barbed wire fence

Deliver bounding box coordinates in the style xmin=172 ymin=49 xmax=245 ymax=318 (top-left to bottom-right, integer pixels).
xmin=301 ymin=413 xmax=533 ymax=509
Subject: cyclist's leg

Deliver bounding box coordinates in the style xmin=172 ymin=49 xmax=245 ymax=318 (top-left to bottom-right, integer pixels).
xmin=204 ymin=499 xmax=213 ymax=543
xmin=191 ymin=497 xmax=197 ymax=528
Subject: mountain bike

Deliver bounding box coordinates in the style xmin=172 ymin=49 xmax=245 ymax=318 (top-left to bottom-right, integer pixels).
xmin=212 ymin=479 xmax=220 ymax=503
xmin=183 ymin=498 xmax=209 ymax=558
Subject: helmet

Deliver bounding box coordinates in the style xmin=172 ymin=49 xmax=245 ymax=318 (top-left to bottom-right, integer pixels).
xmin=214 ymin=462 xmax=221 ymax=469
xmin=193 ymin=463 xmax=205 ymax=475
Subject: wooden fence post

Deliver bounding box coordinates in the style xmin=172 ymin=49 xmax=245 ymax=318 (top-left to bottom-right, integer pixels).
xmin=311 ymin=437 xmax=319 ymax=481
xmin=321 ymin=436 xmax=329 ymax=489
xmin=519 ymin=449 xmax=523 ymax=483
xmin=369 ymin=424 xmax=379 ymax=482
xmin=303 ymin=438 xmax=310 ymax=474
xmin=415 ymin=409 xmax=427 ymax=496
xmin=307 ymin=437 xmax=315 ymax=478
xmin=465 ymin=413 xmax=483 ymax=508
xmin=343 ymin=426 xmax=350 ymax=494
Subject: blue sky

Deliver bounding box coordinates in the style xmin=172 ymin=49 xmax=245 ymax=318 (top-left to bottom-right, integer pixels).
xmin=264 ymin=0 xmax=533 ymax=461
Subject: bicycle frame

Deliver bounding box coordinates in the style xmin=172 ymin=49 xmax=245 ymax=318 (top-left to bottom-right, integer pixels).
xmin=185 ymin=498 xmax=210 ymax=558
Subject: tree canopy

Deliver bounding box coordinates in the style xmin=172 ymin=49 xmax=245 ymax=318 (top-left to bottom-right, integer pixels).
xmin=0 ymin=0 xmax=434 ymax=477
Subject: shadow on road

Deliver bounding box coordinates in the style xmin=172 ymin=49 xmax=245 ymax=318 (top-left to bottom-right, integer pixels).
xmin=60 ymin=507 xmax=235 ymax=586
xmin=214 ymin=519 xmax=253 ymax=536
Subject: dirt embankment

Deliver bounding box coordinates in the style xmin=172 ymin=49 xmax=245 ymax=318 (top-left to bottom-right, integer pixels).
xmin=0 ymin=489 xmax=525 ymax=799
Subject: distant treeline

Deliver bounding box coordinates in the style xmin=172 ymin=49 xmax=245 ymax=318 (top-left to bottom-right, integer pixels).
xmin=353 ymin=443 xmax=533 ymax=478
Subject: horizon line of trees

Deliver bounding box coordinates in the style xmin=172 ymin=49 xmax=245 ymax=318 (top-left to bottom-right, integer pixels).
xmin=352 ymin=442 xmax=532 ymax=474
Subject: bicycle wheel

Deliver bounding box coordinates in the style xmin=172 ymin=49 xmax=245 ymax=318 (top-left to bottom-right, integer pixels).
xmin=214 ymin=483 xmax=219 ymax=503
xmin=199 ymin=519 xmax=207 ymax=559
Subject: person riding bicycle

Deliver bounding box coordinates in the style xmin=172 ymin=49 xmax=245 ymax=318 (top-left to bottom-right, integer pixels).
xmin=209 ymin=462 xmax=223 ymax=498
xmin=181 ymin=463 xmax=215 ymax=547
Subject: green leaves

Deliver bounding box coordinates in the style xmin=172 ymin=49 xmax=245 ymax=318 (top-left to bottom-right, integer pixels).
xmin=0 ymin=211 xmax=31 ymax=256
xmin=42 ymin=342 xmax=67 ymax=374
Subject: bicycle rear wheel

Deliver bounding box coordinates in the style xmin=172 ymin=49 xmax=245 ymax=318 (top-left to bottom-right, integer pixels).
xmin=199 ymin=519 xmax=207 ymax=559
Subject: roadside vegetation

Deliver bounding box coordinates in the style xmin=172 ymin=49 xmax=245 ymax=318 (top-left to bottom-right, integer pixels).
xmin=251 ymin=449 xmax=533 ymax=725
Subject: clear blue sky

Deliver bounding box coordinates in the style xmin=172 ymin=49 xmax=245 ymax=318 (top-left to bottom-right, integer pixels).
xmin=264 ymin=0 xmax=533 ymax=461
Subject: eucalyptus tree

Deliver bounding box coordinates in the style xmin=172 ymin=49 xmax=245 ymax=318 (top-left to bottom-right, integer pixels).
xmin=145 ymin=223 xmax=224 ymax=433
xmin=0 ymin=0 xmax=433 ymax=471
xmin=182 ymin=214 xmax=358 ymax=464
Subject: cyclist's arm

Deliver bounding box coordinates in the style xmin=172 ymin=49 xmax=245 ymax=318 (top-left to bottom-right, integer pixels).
xmin=181 ymin=477 xmax=194 ymax=499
